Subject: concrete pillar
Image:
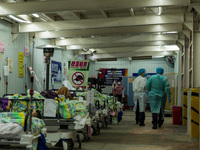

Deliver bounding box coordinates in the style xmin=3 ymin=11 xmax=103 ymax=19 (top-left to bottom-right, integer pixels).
xmin=177 ymin=50 xmax=182 ymax=106
xmin=184 ymin=38 xmax=189 ymax=89
xmin=193 ymin=32 xmax=200 ymax=88
xmin=187 ymin=89 xmax=191 ymax=136
xmin=193 ymin=32 xmax=200 ymax=140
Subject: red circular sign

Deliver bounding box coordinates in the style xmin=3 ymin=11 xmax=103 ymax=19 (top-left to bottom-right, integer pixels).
xmin=72 ymin=72 xmax=85 ymax=85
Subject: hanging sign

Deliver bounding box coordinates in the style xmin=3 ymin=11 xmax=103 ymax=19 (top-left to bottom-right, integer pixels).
xmin=100 ymin=68 xmax=128 ymax=85
xmin=8 ymin=58 xmax=13 ymax=73
xmin=0 ymin=42 xmax=5 ymax=53
xmin=51 ymin=60 xmax=62 ymax=82
xmin=18 ymin=52 xmax=24 ymax=77
xmin=24 ymin=47 xmax=29 ymax=57
xmin=68 ymin=60 xmax=90 ymax=90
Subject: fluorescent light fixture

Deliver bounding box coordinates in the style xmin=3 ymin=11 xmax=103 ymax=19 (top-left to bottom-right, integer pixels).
xmin=153 ymin=56 xmax=165 ymax=58
xmin=32 ymin=14 xmax=39 ymax=18
xmin=60 ymin=37 xmax=65 ymax=40
xmin=163 ymin=31 xmax=178 ymax=34
xmin=67 ymin=45 xmax=81 ymax=49
xmin=158 ymin=45 xmax=179 ymax=51
xmin=158 ymin=7 xmax=162 ymax=15
xmin=8 ymin=15 xmax=31 ymax=23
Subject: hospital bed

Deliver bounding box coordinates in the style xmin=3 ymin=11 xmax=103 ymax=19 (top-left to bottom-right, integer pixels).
xmin=0 ymin=97 xmax=47 ymax=150
xmin=55 ymin=89 xmax=101 ymax=138
xmin=56 ymin=94 xmax=96 ymax=142
xmin=46 ymin=89 xmax=91 ymax=143
xmin=95 ymin=100 xmax=109 ymax=128
xmin=1 ymin=93 xmax=81 ymax=150
xmin=42 ymin=97 xmax=82 ymax=150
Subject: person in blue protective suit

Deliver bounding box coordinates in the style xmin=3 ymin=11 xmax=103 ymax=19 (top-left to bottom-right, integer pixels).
xmin=133 ymin=68 xmax=147 ymax=126
xmin=146 ymin=67 xmax=171 ymax=129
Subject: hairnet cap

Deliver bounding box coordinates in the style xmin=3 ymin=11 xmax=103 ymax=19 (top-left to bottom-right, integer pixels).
xmin=156 ymin=67 xmax=164 ymax=74
xmin=138 ymin=68 xmax=146 ymax=75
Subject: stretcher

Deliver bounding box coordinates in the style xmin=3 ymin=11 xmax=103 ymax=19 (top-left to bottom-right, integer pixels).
xmin=44 ymin=89 xmax=90 ymax=143
xmin=1 ymin=91 xmax=83 ymax=150
xmin=76 ymin=89 xmax=122 ymax=125
xmin=39 ymin=96 xmax=84 ymax=149
xmin=56 ymin=93 xmax=93 ymax=142
xmin=95 ymin=100 xmax=109 ymax=128
xmin=0 ymin=97 xmax=47 ymax=150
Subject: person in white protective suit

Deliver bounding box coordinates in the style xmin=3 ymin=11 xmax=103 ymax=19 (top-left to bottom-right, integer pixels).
xmin=133 ymin=68 xmax=147 ymax=126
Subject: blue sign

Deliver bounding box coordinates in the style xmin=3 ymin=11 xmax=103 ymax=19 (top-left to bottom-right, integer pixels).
xmin=100 ymin=68 xmax=128 ymax=85
xmin=51 ymin=60 xmax=62 ymax=82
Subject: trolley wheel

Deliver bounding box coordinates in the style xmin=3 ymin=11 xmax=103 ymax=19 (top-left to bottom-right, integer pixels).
xmin=105 ymin=117 xmax=108 ymax=127
xmin=97 ymin=122 xmax=100 ymax=134
xmin=77 ymin=134 xmax=82 ymax=149
xmin=78 ymin=132 xmax=85 ymax=142
xmin=62 ymin=139 xmax=74 ymax=150
xmin=87 ymin=137 xmax=91 ymax=142
xmin=91 ymin=126 xmax=95 ymax=135
xmin=98 ymin=121 xmax=103 ymax=128
xmin=62 ymin=140 xmax=68 ymax=150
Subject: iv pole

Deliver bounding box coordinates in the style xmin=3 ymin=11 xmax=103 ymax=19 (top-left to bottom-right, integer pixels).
xmin=28 ymin=36 xmax=35 ymax=134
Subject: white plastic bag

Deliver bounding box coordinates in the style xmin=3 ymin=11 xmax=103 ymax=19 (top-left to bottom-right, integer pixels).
xmin=0 ymin=121 xmax=23 ymax=138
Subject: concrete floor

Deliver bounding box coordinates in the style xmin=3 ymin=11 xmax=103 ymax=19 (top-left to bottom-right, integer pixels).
xmin=0 ymin=111 xmax=199 ymax=150
xmin=72 ymin=111 xmax=199 ymax=150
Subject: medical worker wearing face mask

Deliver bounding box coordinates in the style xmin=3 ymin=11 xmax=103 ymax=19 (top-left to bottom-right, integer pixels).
xmin=146 ymin=67 xmax=171 ymax=129
xmin=133 ymin=68 xmax=147 ymax=126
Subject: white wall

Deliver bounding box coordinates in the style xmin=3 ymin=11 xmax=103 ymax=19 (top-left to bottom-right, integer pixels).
xmin=89 ymin=57 xmax=175 ymax=76
xmin=0 ymin=20 xmax=75 ymax=96
xmin=89 ymin=57 xmax=175 ymax=94
xmin=26 ymin=39 xmax=75 ymax=91
xmin=0 ymin=20 xmax=29 ymax=97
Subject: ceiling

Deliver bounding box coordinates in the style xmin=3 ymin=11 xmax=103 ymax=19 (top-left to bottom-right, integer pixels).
xmin=0 ymin=0 xmax=199 ymax=60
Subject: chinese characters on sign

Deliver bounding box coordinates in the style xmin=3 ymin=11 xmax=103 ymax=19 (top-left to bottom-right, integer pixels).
xmin=68 ymin=60 xmax=90 ymax=90
xmin=18 ymin=52 xmax=24 ymax=77
xmin=70 ymin=61 xmax=88 ymax=69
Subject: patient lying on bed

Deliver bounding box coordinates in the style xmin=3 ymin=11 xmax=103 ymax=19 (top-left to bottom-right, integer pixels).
xmin=56 ymin=86 xmax=73 ymax=99
xmin=1 ymin=91 xmax=43 ymax=117
xmin=2 ymin=99 xmax=37 ymax=117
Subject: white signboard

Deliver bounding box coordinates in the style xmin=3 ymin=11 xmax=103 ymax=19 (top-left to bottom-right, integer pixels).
xmin=4 ymin=66 xmax=9 ymax=76
xmin=87 ymin=91 xmax=94 ymax=104
xmin=44 ymin=99 xmax=57 ymax=117
xmin=79 ymin=97 xmax=84 ymax=102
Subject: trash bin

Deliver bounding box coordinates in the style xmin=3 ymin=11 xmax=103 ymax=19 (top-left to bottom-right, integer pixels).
xmin=172 ymin=105 xmax=182 ymax=125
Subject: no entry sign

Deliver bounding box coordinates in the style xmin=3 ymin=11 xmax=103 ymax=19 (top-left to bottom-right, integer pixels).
xmin=68 ymin=60 xmax=90 ymax=90
xmin=72 ymin=72 xmax=85 ymax=85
